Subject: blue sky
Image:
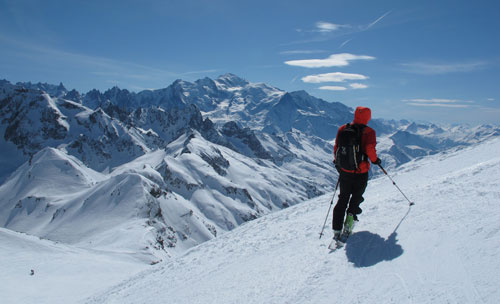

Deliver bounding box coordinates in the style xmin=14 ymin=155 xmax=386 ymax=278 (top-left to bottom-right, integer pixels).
xmin=1 ymin=0 xmax=499 ymax=125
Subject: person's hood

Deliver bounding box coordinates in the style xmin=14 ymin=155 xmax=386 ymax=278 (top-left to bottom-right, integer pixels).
xmin=353 ymin=106 xmax=371 ymax=125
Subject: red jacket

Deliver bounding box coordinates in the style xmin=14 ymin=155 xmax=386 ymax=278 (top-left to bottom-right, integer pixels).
xmin=334 ymin=106 xmax=378 ymax=174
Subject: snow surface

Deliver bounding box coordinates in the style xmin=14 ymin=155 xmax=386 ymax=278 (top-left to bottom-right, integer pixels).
xmin=80 ymin=137 xmax=500 ymax=304
xmin=0 ymin=228 xmax=146 ymax=304
xmin=2 ymin=75 xmax=500 ymax=303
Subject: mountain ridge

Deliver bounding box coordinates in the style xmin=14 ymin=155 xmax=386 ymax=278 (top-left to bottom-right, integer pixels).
xmin=1 ymin=74 xmax=499 ymax=260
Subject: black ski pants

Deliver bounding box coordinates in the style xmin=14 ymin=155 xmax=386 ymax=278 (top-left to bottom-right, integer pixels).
xmin=332 ymin=171 xmax=368 ymax=231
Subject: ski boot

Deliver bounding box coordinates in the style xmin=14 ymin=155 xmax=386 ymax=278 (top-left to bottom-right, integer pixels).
xmin=343 ymin=213 xmax=355 ymax=234
xmin=337 ymin=213 xmax=355 ymax=245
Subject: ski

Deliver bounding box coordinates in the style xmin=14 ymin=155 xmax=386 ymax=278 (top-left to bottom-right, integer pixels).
xmin=328 ymin=222 xmax=354 ymax=252
xmin=327 ymin=235 xmax=345 ymax=251
xmin=328 ymin=238 xmax=340 ymax=251
xmin=328 ymin=232 xmax=351 ymax=251
xmin=328 ymin=214 xmax=355 ymax=251
xmin=328 ymin=241 xmax=343 ymax=251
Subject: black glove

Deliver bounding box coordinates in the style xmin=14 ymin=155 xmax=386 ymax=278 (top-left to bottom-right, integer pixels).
xmin=372 ymin=158 xmax=382 ymax=165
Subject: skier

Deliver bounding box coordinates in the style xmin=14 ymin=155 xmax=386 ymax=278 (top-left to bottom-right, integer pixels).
xmin=332 ymin=106 xmax=381 ymax=243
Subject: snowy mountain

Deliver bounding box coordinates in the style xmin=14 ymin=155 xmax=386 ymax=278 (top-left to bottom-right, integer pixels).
xmin=15 ymin=81 xmax=68 ymax=98
xmin=75 ymin=74 xmax=500 ymax=165
xmin=2 ymin=135 xmax=498 ymax=304
xmin=0 ymin=130 xmax=332 ymax=260
xmin=1 ymin=75 xmax=500 ymax=264
xmin=0 ymin=90 xmax=149 ymax=176
xmin=80 ymin=74 xmax=353 ymax=139
xmin=84 ymin=136 xmax=500 ymax=304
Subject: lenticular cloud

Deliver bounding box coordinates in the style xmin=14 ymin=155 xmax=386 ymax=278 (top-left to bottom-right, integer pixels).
xmin=302 ymin=72 xmax=368 ymax=83
xmin=285 ymin=53 xmax=374 ymax=68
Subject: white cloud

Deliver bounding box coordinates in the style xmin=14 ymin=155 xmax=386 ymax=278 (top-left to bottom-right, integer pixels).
xmin=487 ymin=98 xmax=495 ymax=101
xmin=400 ymin=61 xmax=488 ymax=74
xmin=285 ymin=53 xmax=375 ymax=68
xmin=296 ymin=21 xmax=349 ymax=34
xmin=315 ymin=22 xmax=344 ymax=32
xmin=350 ymin=83 xmax=368 ymax=89
xmin=404 ymin=98 xmax=459 ymax=103
xmin=288 ymin=12 xmax=389 ymax=46
xmin=407 ymin=103 xmax=470 ymax=108
xmin=302 ymin=72 xmax=368 ymax=83
xmin=319 ymin=86 xmax=347 ymax=91
xmin=404 ymin=98 xmax=472 ymax=108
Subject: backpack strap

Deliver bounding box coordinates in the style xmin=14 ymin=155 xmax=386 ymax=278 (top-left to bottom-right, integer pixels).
xmin=355 ymin=124 xmax=368 ymax=162
xmin=353 ymin=124 xmax=367 ymax=172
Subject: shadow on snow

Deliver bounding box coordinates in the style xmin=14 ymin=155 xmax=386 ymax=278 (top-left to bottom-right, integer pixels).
xmin=345 ymin=231 xmax=403 ymax=267
xmin=344 ymin=205 xmax=411 ymax=267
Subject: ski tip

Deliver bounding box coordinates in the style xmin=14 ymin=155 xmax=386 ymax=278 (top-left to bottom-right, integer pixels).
xmin=328 ymin=244 xmax=341 ymax=252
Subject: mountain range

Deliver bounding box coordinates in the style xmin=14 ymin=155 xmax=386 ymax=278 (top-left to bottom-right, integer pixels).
xmin=1 ymin=74 xmax=499 ymax=260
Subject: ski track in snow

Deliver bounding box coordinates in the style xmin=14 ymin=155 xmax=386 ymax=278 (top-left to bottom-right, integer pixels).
xmin=83 ymin=137 xmax=500 ymax=304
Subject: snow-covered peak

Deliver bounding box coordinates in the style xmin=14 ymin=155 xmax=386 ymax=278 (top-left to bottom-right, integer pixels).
xmin=1 ymin=147 xmax=104 ymax=199
xmin=194 ymin=77 xmax=218 ymax=89
xmin=215 ymin=73 xmax=250 ymax=88
xmin=14 ymin=81 xmax=68 ymax=98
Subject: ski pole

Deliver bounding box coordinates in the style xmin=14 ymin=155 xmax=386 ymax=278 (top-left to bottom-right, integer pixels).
xmin=378 ymin=164 xmax=415 ymax=206
xmin=319 ymin=179 xmax=340 ymax=239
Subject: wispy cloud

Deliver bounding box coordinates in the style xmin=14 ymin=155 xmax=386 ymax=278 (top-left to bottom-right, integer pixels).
xmin=315 ymin=21 xmax=349 ymax=32
xmin=404 ymin=98 xmax=459 ymax=103
xmin=319 ymin=86 xmax=347 ymax=91
xmin=404 ymin=98 xmax=472 ymax=108
xmin=296 ymin=21 xmax=350 ymax=34
xmin=285 ymin=53 xmax=375 ymax=68
xmin=302 ymin=72 xmax=368 ymax=83
xmin=280 ymin=50 xmax=327 ymax=55
xmin=0 ymin=33 xmax=180 ymax=84
xmin=365 ymin=11 xmax=392 ymax=30
xmin=182 ymin=69 xmax=218 ymax=75
xmin=339 ymin=39 xmax=353 ymax=49
xmin=284 ymin=10 xmax=393 ymax=47
xmin=407 ymin=103 xmax=470 ymax=108
xmin=400 ymin=61 xmax=488 ymax=74
xmin=317 ymin=82 xmax=368 ymax=91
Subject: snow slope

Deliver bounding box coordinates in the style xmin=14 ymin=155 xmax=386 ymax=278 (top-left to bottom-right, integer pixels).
xmin=0 ymin=228 xmax=146 ymax=304
xmin=86 ymin=137 xmax=500 ymax=304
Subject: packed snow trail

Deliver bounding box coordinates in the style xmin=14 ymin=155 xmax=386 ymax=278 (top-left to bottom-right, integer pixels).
xmin=86 ymin=138 xmax=500 ymax=304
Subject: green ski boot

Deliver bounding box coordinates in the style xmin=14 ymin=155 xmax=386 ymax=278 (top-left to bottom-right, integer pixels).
xmin=337 ymin=213 xmax=355 ymax=245
xmin=344 ymin=213 xmax=355 ymax=234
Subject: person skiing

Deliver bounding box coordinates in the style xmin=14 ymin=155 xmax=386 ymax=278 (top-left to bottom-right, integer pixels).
xmin=332 ymin=106 xmax=381 ymax=243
